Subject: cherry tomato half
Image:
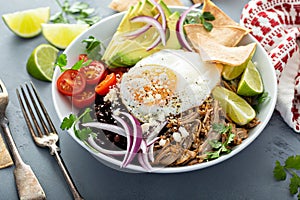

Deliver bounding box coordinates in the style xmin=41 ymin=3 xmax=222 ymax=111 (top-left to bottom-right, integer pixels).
xmin=78 ymin=54 xmax=88 ymax=62
xmin=72 ymin=86 xmax=96 ymax=108
xmin=80 ymin=60 xmax=107 ymax=85
xmin=56 ymin=69 xmax=86 ymax=96
xmin=95 ymin=73 xmax=117 ymax=96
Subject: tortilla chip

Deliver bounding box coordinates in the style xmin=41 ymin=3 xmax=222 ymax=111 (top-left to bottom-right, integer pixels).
xmin=192 ymin=0 xmax=203 ymax=4
xmin=184 ymin=24 xmax=250 ymax=47
xmin=109 ymin=0 xmax=183 ymax=12
xmin=188 ymin=32 xmax=257 ymax=66
xmin=0 ymin=134 xmax=13 ymax=169
xmin=203 ymin=0 xmax=237 ymax=26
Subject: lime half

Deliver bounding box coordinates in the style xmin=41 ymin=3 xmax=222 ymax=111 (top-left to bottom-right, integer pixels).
xmin=26 ymin=44 xmax=59 ymax=82
xmin=212 ymin=86 xmax=256 ymax=126
xmin=2 ymin=7 xmax=50 ymax=38
xmin=237 ymin=61 xmax=263 ymax=96
xmin=42 ymin=23 xmax=89 ymax=49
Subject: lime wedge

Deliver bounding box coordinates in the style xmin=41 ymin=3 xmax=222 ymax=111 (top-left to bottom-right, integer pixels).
xmin=212 ymin=86 xmax=256 ymax=126
xmin=42 ymin=23 xmax=89 ymax=49
xmin=221 ymin=62 xmax=247 ymax=81
xmin=237 ymin=61 xmax=263 ymax=96
xmin=2 ymin=7 xmax=50 ymax=38
xmin=26 ymin=44 xmax=59 ymax=82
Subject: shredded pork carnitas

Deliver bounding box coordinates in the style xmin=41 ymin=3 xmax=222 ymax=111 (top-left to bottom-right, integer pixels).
xmin=152 ymin=96 xmax=260 ymax=167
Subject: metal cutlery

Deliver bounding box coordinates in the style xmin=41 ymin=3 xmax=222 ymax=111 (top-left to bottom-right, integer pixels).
xmin=16 ymin=82 xmax=84 ymax=200
xmin=0 ymin=79 xmax=46 ymax=200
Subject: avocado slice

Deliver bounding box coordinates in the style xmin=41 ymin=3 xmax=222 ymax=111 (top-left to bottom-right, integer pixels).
xmin=106 ymin=35 xmax=161 ymax=67
xmin=165 ymin=11 xmax=181 ymax=49
xmin=151 ymin=0 xmax=172 ymax=18
xmin=138 ymin=0 xmax=154 ymax=16
xmin=104 ymin=0 xmax=179 ymax=68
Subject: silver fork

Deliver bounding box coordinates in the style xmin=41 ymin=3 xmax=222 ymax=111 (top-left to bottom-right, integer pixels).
xmin=16 ymin=82 xmax=84 ymax=200
xmin=0 ymin=79 xmax=46 ymax=200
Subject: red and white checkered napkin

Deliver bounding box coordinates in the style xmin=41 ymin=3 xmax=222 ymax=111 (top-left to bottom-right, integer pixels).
xmin=240 ymin=0 xmax=300 ymax=132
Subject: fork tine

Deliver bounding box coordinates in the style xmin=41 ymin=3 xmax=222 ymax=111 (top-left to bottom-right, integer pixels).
xmin=28 ymin=82 xmax=57 ymax=135
xmin=17 ymin=85 xmax=44 ymax=138
xmin=24 ymin=83 xmax=52 ymax=136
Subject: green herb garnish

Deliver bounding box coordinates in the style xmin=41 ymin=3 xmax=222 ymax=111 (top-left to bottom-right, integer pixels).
xmin=51 ymin=0 xmax=100 ymax=25
xmin=60 ymin=107 xmax=94 ymax=140
xmin=253 ymin=91 xmax=271 ymax=112
xmin=206 ymin=123 xmax=235 ymax=159
xmin=273 ymin=155 xmax=300 ymax=199
xmin=81 ymin=36 xmax=105 ymax=60
xmin=185 ymin=11 xmax=215 ymax=31
xmin=56 ymin=53 xmax=92 ymax=72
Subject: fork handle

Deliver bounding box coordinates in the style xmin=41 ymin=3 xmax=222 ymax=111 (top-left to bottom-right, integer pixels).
xmin=52 ymin=149 xmax=84 ymax=200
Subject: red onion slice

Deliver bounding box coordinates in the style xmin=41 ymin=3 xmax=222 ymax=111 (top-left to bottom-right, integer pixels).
xmin=87 ymin=135 xmax=127 ymax=156
xmin=138 ymin=140 xmax=153 ymax=171
xmin=82 ymin=122 xmax=126 ymax=137
xmin=176 ymin=3 xmax=201 ymax=51
xmin=112 ymin=114 xmax=133 ymax=168
xmin=120 ymin=112 xmax=143 ymax=167
xmin=149 ymin=0 xmax=166 ymax=31
xmin=131 ymin=16 xmax=166 ymax=46
xmin=146 ymin=36 xmax=161 ymax=51
xmin=123 ymin=14 xmax=160 ymax=39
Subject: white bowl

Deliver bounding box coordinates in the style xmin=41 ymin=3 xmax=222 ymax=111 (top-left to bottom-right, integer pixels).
xmin=52 ymin=7 xmax=277 ymax=173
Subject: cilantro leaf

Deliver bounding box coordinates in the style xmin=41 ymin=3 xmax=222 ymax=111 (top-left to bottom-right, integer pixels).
xmin=289 ymin=174 xmax=300 ymax=195
xmin=202 ymin=12 xmax=215 ymax=21
xmin=56 ymin=53 xmax=92 ymax=72
xmin=60 ymin=114 xmax=77 ymax=130
xmin=212 ymin=123 xmax=231 ymax=134
xmin=81 ymin=36 xmax=105 ymax=60
xmin=60 ymin=108 xmax=94 ymax=141
xmin=203 ymin=21 xmax=213 ymax=32
xmin=285 ymin=155 xmax=300 ymax=170
xmin=68 ymin=2 xmax=89 ymax=14
xmin=56 ymin=54 xmax=68 ymax=72
xmin=71 ymin=59 xmax=92 ymax=70
xmin=184 ymin=11 xmax=215 ymax=31
xmin=209 ymin=139 xmax=222 ymax=149
xmin=273 ymin=160 xmax=287 ymax=181
xmin=273 ymin=158 xmax=300 ymax=199
xmin=82 ymin=36 xmax=100 ymax=54
xmin=52 ymin=0 xmax=100 ymax=25
xmin=206 ymin=123 xmax=234 ymax=160
xmin=75 ymin=127 xmax=92 ymax=140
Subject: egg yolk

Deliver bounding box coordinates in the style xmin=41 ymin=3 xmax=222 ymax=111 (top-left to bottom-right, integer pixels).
xmin=131 ymin=65 xmax=177 ymax=106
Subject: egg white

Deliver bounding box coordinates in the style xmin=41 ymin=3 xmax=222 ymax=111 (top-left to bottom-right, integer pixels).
xmin=119 ymin=49 xmax=220 ymax=123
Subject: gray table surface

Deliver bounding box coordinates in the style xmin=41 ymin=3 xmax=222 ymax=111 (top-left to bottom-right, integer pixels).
xmin=1 ymin=0 xmax=300 ymax=199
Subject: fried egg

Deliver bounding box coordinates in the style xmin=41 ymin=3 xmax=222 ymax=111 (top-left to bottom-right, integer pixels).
xmin=119 ymin=49 xmax=220 ymax=122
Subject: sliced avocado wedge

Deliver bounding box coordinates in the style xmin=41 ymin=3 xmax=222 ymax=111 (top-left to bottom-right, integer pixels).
xmin=138 ymin=0 xmax=154 ymax=16
xmin=106 ymin=37 xmax=161 ymax=67
xmin=151 ymin=0 xmax=172 ymax=18
xmin=165 ymin=11 xmax=181 ymax=49
xmin=105 ymin=0 xmax=179 ymax=68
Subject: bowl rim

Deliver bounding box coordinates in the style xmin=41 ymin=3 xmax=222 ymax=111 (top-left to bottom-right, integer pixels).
xmin=52 ymin=6 xmax=278 ymax=173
